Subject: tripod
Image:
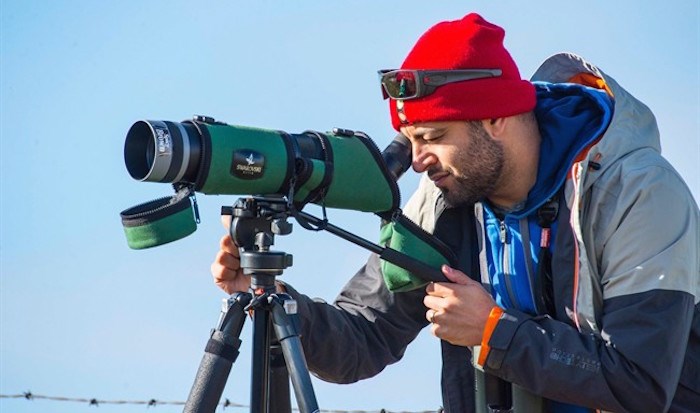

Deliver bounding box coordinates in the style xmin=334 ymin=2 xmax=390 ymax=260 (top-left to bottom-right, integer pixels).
xmin=182 ymin=194 xmax=456 ymax=413
xmin=183 ymin=197 xmax=319 ymax=413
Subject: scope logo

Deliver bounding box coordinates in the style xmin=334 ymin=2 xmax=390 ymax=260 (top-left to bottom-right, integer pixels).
xmin=154 ymin=127 xmax=172 ymax=156
xmin=231 ymin=150 xmax=265 ymax=179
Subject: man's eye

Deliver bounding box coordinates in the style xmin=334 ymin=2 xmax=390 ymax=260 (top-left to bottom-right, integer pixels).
xmin=424 ymin=134 xmax=443 ymax=142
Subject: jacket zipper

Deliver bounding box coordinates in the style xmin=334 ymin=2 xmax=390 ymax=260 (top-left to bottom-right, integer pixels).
xmin=499 ymin=219 xmax=519 ymax=309
xmin=521 ymin=218 xmax=539 ymax=312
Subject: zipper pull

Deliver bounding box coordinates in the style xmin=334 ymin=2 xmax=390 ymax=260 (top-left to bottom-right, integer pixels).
xmin=191 ymin=193 xmax=201 ymax=224
xmin=540 ymin=228 xmax=551 ymax=248
xmin=499 ymin=220 xmax=508 ymax=244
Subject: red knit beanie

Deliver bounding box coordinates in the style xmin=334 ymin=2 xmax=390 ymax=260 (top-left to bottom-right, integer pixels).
xmin=389 ymin=13 xmax=536 ymax=131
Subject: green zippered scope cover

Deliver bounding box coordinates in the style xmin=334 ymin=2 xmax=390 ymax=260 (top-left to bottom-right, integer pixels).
xmin=121 ymin=195 xmax=197 ymax=249
xmin=379 ymin=213 xmax=456 ymax=292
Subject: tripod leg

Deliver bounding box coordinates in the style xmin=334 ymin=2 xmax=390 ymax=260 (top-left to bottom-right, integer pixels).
xmin=270 ymin=294 xmax=320 ymax=413
xmin=485 ymin=373 xmax=513 ymax=413
xmin=183 ymin=293 xmax=251 ymax=413
xmin=269 ymin=342 xmax=291 ymax=413
xmin=249 ymin=295 xmax=295 ymax=413
xmin=250 ymin=301 xmax=272 ymax=413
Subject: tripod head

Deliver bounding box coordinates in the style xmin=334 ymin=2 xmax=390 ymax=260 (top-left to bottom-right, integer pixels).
xmin=225 ymin=196 xmax=294 ymax=288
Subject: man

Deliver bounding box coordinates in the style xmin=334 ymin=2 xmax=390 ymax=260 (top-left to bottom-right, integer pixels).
xmin=212 ymin=13 xmax=700 ymax=412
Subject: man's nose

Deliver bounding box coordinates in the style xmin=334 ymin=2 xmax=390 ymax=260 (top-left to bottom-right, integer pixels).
xmin=411 ymin=143 xmax=436 ymax=173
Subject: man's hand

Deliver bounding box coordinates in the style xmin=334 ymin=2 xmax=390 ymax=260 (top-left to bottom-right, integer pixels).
xmin=424 ymin=265 xmax=497 ymax=347
xmin=210 ymin=215 xmax=251 ymax=294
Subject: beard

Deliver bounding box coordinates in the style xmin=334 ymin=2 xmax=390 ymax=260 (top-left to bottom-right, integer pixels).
xmin=433 ymin=122 xmax=505 ymax=208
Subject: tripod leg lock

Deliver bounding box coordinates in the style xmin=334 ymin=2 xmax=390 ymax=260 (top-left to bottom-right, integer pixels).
xmin=281 ymin=296 xmax=298 ymax=315
xmin=269 ymin=294 xmax=300 ymax=341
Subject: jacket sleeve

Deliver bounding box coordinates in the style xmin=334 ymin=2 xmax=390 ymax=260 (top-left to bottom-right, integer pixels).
xmin=484 ymin=292 xmax=695 ymax=412
xmin=280 ymin=175 xmax=442 ymax=383
xmin=482 ymin=160 xmax=700 ymax=412
xmin=283 ymin=253 xmax=428 ymax=383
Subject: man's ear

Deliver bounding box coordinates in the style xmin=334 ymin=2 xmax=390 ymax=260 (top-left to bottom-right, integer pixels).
xmin=481 ymin=117 xmax=507 ymax=139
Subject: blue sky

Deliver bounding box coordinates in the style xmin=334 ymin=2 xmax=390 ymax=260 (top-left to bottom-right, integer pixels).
xmin=1 ymin=1 xmax=698 ymax=412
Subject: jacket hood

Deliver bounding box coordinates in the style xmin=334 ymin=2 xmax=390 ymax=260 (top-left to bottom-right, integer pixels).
xmin=530 ymin=53 xmax=662 ymax=193
xmin=512 ymin=82 xmax=613 ymax=218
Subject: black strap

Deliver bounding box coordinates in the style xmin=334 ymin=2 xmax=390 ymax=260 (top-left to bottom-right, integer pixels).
xmin=296 ymin=130 xmax=334 ymax=206
xmin=534 ymin=194 xmax=560 ymax=316
xmin=204 ymin=338 xmax=241 ymax=362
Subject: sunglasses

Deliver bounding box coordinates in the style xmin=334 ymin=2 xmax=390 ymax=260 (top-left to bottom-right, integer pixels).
xmin=378 ymin=68 xmax=502 ymax=100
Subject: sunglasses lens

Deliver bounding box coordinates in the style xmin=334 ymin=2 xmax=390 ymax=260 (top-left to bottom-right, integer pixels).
xmin=382 ymin=71 xmax=418 ymax=99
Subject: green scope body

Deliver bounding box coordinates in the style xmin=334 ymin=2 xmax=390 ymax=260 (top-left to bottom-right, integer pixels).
xmin=124 ymin=117 xmax=411 ymax=213
xmin=122 ymin=117 xmax=452 ymax=291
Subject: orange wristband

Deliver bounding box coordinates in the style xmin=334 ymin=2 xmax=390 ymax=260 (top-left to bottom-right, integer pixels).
xmin=477 ymin=306 xmax=504 ymax=367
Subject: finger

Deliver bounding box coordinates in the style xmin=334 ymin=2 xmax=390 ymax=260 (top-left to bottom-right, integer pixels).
xmin=215 ymin=278 xmax=241 ymax=295
xmin=426 ymin=281 xmax=452 ymax=296
xmin=425 ymin=280 xmax=458 ymax=297
xmin=219 ymin=235 xmax=240 ymax=256
xmin=210 ymin=260 xmax=239 ymax=284
xmin=220 ymin=214 xmax=232 ymax=230
xmin=430 ymin=320 xmax=442 ymax=339
xmin=426 ymin=309 xmax=437 ymax=323
xmin=215 ymin=249 xmax=241 ymax=271
xmin=212 ymin=250 xmax=240 ymax=274
xmin=423 ymin=295 xmax=443 ymax=311
xmin=441 ymin=265 xmax=472 ymax=285
xmin=425 ymin=283 xmax=446 ymax=297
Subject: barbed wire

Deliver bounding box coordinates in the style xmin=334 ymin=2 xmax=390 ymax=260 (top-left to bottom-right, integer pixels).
xmin=0 ymin=392 xmax=443 ymax=413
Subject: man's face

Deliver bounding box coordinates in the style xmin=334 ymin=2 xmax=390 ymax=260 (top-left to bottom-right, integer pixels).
xmin=401 ymin=120 xmax=505 ymax=207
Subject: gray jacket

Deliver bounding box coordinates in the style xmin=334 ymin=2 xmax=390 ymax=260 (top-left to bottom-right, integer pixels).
xmin=286 ymin=53 xmax=700 ymax=412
